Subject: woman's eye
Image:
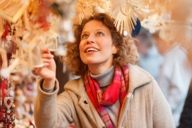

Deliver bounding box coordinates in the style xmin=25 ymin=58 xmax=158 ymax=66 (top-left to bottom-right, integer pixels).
xmin=96 ymin=31 xmax=104 ymax=36
xmin=81 ymin=34 xmax=89 ymax=40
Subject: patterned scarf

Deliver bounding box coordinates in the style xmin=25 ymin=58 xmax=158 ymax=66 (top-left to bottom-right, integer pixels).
xmin=84 ymin=65 xmax=129 ymax=128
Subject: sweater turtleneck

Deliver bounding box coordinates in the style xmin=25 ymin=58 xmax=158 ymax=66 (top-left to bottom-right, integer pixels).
xmin=90 ymin=66 xmax=114 ymax=88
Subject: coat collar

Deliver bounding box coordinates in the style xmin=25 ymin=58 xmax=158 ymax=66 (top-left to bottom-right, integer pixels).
xmin=64 ymin=78 xmax=105 ymax=127
xmin=128 ymin=64 xmax=152 ymax=93
xmin=64 ymin=64 xmax=152 ymax=98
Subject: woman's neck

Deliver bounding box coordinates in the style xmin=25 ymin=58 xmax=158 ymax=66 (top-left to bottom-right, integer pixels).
xmin=88 ymin=62 xmax=113 ymax=75
xmin=90 ymin=66 xmax=114 ymax=87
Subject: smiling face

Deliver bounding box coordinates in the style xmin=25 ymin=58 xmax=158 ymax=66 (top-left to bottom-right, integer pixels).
xmin=79 ymin=20 xmax=117 ymax=74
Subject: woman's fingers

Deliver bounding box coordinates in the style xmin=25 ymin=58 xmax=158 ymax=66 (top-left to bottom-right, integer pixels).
xmin=32 ymin=67 xmax=42 ymax=76
xmin=42 ymin=58 xmax=53 ymax=66
xmin=42 ymin=52 xmax=54 ymax=59
xmin=32 ymin=48 xmax=56 ymax=80
xmin=41 ymin=49 xmax=55 ymax=66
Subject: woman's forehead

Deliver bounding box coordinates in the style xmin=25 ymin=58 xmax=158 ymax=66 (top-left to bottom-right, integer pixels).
xmin=82 ymin=20 xmax=109 ymax=32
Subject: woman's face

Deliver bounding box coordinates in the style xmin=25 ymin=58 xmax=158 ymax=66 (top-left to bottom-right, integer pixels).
xmin=79 ymin=20 xmax=117 ymax=72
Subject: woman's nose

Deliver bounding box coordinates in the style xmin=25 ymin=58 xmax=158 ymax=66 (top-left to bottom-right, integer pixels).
xmin=86 ymin=34 xmax=95 ymax=44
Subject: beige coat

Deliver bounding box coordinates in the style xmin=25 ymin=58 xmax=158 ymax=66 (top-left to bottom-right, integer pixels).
xmin=34 ymin=65 xmax=175 ymax=128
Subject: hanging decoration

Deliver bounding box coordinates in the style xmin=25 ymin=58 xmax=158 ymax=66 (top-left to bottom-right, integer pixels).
xmin=50 ymin=0 xmax=76 ymax=56
xmin=0 ymin=78 xmax=15 ymax=128
xmin=110 ymin=0 xmax=149 ymax=36
xmin=74 ymin=0 xmax=149 ymax=36
xmin=0 ymin=0 xmax=30 ymax=23
xmin=0 ymin=47 xmax=15 ymax=128
xmin=75 ymin=0 xmax=110 ymax=24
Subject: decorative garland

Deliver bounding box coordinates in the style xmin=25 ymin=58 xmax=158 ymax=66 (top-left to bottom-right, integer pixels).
xmin=0 ymin=77 xmax=15 ymax=128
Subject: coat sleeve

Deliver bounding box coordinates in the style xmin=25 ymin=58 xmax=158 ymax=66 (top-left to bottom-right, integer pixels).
xmin=34 ymin=79 xmax=75 ymax=128
xmin=152 ymin=79 xmax=176 ymax=128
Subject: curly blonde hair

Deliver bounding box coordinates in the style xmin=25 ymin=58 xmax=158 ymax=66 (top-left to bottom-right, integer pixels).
xmin=65 ymin=13 xmax=138 ymax=76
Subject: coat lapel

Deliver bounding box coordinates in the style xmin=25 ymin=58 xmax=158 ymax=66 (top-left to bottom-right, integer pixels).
xmin=117 ymin=64 xmax=152 ymax=127
xmin=78 ymin=93 xmax=105 ymax=128
xmin=65 ymin=79 xmax=105 ymax=128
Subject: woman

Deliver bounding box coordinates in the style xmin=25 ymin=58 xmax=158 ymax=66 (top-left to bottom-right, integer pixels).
xmin=33 ymin=13 xmax=175 ymax=128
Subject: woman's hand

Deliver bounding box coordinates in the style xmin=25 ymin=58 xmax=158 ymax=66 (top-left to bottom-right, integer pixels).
xmin=33 ymin=48 xmax=56 ymax=89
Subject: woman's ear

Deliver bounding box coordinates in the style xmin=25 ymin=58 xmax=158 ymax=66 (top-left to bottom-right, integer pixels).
xmin=112 ymin=45 xmax=118 ymax=54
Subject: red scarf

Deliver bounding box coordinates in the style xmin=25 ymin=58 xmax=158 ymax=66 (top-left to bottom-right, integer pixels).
xmin=84 ymin=65 xmax=129 ymax=128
